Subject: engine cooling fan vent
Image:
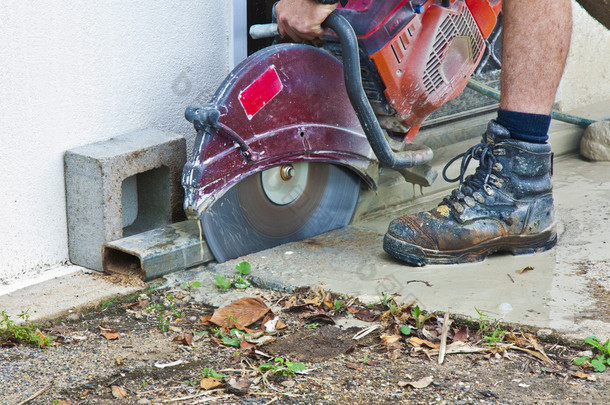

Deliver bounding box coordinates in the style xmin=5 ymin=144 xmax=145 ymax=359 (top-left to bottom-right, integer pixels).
xmin=423 ymin=6 xmax=485 ymax=94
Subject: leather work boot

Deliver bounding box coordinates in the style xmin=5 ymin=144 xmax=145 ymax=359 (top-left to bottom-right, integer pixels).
xmin=384 ymin=121 xmax=557 ymax=266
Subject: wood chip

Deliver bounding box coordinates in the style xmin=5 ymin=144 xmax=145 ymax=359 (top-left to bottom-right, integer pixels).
xmin=154 ymin=359 xmax=184 ymax=369
xmin=516 ymin=266 xmax=534 ymax=274
xmin=398 ymin=376 xmax=433 ymax=389
xmin=111 ymin=385 xmax=127 ymax=399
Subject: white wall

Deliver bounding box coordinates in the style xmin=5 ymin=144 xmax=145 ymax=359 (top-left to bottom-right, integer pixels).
xmin=560 ymin=2 xmax=610 ymax=112
xmin=0 ymin=1 xmax=234 ymax=282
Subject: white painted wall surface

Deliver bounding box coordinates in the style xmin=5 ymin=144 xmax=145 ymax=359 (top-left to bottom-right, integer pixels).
xmin=560 ymin=2 xmax=610 ymax=111
xmin=0 ymin=1 xmax=234 ymax=283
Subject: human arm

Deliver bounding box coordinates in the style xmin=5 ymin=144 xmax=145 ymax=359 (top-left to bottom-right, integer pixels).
xmin=275 ymin=0 xmax=339 ymax=42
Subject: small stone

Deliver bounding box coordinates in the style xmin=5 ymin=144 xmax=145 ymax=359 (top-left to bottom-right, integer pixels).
xmin=580 ymin=121 xmax=610 ymax=161
xmin=536 ymin=328 xmax=553 ymax=338
xmin=138 ymin=399 xmax=151 ymax=405
xmin=67 ymin=313 xmax=80 ymax=321
xmin=576 ymin=350 xmax=593 ymax=358
xmin=226 ymin=377 xmax=251 ymax=396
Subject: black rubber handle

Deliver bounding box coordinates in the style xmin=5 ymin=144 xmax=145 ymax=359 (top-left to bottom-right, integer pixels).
xmin=324 ymin=13 xmax=433 ymax=169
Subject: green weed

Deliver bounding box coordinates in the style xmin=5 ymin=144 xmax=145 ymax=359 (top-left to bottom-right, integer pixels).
xmin=201 ymin=367 xmax=228 ymax=379
xmin=470 ymin=308 xmax=506 ymax=347
xmin=0 ymin=310 xmax=52 ymax=349
xmin=258 ymin=357 xmax=306 ymax=377
xmin=182 ymin=280 xmax=202 ymax=291
xmin=215 ymin=261 xmax=252 ymax=290
xmin=145 ymin=295 xmax=181 ymax=332
xmin=400 ymin=324 xmax=412 ymax=336
xmin=412 ymin=305 xmax=430 ymax=330
xmin=574 ymin=336 xmax=610 ymax=372
xmin=368 ymin=292 xmax=397 ymax=311
xmin=96 ymin=282 xmax=162 ymax=312
xmin=211 ymin=327 xmax=243 ymax=347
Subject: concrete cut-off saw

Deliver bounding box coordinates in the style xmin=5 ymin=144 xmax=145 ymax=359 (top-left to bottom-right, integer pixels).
xmin=182 ymin=0 xmax=502 ymax=263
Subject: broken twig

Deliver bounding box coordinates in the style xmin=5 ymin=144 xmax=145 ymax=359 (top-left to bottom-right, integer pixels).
xmin=17 ymin=381 xmax=53 ymax=405
xmin=438 ymin=313 xmax=452 ymax=365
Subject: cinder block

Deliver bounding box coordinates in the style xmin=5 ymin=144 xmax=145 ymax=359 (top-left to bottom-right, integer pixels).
xmin=65 ymin=129 xmax=186 ymax=271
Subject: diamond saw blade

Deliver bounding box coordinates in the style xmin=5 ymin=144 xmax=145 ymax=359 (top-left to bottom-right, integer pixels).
xmin=201 ymin=163 xmax=360 ymax=263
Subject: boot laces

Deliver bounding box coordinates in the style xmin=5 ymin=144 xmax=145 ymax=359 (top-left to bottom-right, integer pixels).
xmin=441 ymin=141 xmax=499 ymax=210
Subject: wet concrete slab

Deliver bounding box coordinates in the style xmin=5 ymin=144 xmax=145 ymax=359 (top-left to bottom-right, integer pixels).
xmin=205 ymin=153 xmax=610 ymax=341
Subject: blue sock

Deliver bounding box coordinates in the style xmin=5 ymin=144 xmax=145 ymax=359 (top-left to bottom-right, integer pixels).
xmin=496 ymin=109 xmax=551 ymax=143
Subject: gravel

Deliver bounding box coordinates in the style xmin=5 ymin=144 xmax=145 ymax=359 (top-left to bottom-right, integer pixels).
xmin=1 ymin=282 xmax=609 ymax=404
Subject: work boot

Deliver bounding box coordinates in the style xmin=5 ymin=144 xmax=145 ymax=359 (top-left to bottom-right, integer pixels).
xmin=383 ymin=121 xmax=557 ymax=265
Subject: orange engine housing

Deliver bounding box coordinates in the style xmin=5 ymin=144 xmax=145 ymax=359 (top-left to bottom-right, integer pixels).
xmin=336 ymin=0 xmax=501 ymax=139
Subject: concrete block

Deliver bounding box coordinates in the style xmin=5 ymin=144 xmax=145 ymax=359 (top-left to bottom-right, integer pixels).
xmin=65 ymin=129 xmax=186 ymax=271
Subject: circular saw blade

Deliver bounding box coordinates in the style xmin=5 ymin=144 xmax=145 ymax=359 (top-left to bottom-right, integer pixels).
xmin=201 ymin=163 xmax=360 ymax=263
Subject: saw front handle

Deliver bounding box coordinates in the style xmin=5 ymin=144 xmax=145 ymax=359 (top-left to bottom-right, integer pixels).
xmin=324 ymin=13 xmax=432 ymax=169
xmin=249 ymin=12 xmax=433 ymax=169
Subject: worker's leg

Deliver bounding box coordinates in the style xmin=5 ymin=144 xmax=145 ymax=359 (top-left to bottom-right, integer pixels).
xmin=496 ymin=0 xmax=573 ymax=144
xmin=383 ymin=0 xmax=572 ymax=265
xmin=500 ymin=0 xmax=572 ymax=115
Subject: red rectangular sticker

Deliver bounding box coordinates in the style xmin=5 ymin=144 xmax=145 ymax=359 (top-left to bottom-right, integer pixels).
xmin=239 ymin=66 xmax=283 ymax=120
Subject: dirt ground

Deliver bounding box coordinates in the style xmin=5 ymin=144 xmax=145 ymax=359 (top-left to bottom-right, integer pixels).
xmin=1 ymin=276 xmax=609 ymax=405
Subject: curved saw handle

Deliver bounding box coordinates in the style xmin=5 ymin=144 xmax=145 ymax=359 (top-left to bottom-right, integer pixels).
xmin=250 ymin=11 xmax=433 ymax=169
xmin=323 ymin=13 xmax=432 ymax=169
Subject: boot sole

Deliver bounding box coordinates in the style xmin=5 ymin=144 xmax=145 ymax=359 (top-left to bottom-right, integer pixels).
xmin=383 ymin=227 xmax=557 ymax=266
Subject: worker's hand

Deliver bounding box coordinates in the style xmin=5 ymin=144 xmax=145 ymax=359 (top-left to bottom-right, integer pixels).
xmin=276 ymin=0 xmax=337 ymax=42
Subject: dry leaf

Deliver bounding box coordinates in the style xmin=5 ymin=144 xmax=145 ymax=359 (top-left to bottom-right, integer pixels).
xmin=350 ymin=307 xmax=381 ymax=322
xmin=409 ymin=336 xmax=440 ymax=349
xmin=398 ymin=376 xmax=433 ymax=389
xmin=503 ymin=344 xmax=554 ymax=365
xmin=444 ymin=341 xmax=489 ymax=354
xmin=210 ymin=297 xmax=270 ymax=330
xmin=452 ymin=326 xmax=469 ymax=342
xmin=172 ymin=333 xmax=193 ymax=346
xmin=281 ymin=295 xmax=298 ymax=308
xmin=516 ymin=266 xmax=534 ymax=274
xmin=200 ymin=377 xmax=224 ymax=390
xmin=345 ymin=362 xmax=363 ymax=370
xmin=261 ymin=313 xmax=276 ymax=329
xmin=323 ymin=291 xmax=334 ymax=310
xmin=572 ymin=371 xmax=591 ymax=379
xmin=111 ymin=385 xmax=127 ymax=399
xmin=198 ymin=314 xmax=212 ymax=325
xmin=99 ymin=325 xmax=120 ymax=340
xmin=302 ymin=312 xmax=336 ymax=325
xmin=240 ymin=340 xmax=256 ymax=349
xmin=381 ymin=334 xmax=401 ymax=345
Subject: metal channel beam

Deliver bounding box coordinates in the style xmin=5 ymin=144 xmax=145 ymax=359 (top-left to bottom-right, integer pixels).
xmin=102 ymin=220 xmax=214 ymax=281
